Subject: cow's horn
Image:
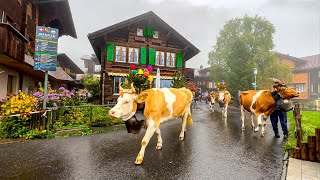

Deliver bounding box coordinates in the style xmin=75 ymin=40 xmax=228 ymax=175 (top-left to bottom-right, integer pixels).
xmin=130 ymin=83 xmax=135 ymax=92
xmin=119 ymin=82 xmax=123 ymax=91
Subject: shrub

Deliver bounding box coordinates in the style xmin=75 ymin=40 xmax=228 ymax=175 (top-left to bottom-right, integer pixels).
xmin=24 ymin=129 xmax=55 ymax=139
xmin=82 ymin=106 xmax=123 ymax=127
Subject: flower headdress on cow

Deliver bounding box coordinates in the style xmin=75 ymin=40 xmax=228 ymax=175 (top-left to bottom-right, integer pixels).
xmin=121 ymin=64 xmax=154 ymax=92
xmin=271 ymin=78 xmax=287 ymax=91
xmin=217 ymin=80 xmax=228 ymax=90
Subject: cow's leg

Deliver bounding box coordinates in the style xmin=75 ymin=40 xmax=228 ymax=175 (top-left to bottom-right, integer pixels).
xmin=241 ymin=105 xmax=245 ymax=130
xmin=254 ymin=114 xmax=263 ymax=133
xmin=135 ymin=120 xmax=158 ymax=165
xmin=155 ymin=127 xmax=162 ymax=150
xmin=179 ymin=112 xmax=188 ymax=140
xmin=211 ymin=102 xmax=215 ymax=112
xmin=250 ymin=113 xmax=255 ymax=129
xmin=224 ymin=103 xmax=228 ymax=118
xmin=261 ymin=115 xmax=269 ymax=137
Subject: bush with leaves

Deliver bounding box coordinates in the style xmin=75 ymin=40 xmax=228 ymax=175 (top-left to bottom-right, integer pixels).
xmin=24 ymin=129 xmax=55 ymax=139
xmin=81 ymin=75 xmax=100 ymax=100
xmin=171 ymin=72 xmax=187 ymax=88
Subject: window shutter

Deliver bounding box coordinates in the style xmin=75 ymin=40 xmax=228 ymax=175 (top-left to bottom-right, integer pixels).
xmin=176 ymin=52 xmax=183 ymax=68
xmin=140 ymin=47 xmax=146 ymax=64
xmin=149 ymin=48 xmax=155 ymax=65
xmin=106 ymin=43 xmax=114 ymax=61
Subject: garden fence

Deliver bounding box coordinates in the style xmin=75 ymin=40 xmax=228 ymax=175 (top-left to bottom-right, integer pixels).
xmin=292 ymin=103 xmax=320 ymax=163
xmin=0 ymin=103 xmax=117 ymax=132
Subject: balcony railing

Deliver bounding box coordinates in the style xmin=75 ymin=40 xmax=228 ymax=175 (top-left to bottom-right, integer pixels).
xmin=0 ymin=23 xmax=28 ymax=62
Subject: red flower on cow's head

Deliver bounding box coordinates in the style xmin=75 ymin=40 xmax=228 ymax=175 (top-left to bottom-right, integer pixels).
xmin=130 ymin=64 xmax=136 ymax=70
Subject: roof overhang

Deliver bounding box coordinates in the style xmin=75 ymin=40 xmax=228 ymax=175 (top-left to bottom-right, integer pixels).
xmin=88 ymin=11 xmax=199 ymax=63
xmin=35 ymin=0 xmax=77 ymax=38
xmin=57 ymin=53 xmax=84 ymax=74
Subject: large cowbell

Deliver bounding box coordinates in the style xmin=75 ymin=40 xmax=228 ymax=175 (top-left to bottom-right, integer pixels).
xmin=125 ymin=111 xmax=145 ymax=134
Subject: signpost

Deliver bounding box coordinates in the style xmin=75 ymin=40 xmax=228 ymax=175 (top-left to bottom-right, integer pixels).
xmin=34 ymin=26 xmax=59 ymax=109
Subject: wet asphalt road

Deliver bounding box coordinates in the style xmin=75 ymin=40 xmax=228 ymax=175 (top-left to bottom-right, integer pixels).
xmin=0 ymin=102 xmax=285 ymax=180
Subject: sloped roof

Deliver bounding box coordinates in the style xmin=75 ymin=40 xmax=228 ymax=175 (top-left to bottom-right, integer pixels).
xmin=297 ymin=54 xmax=320 ymax=70
xmin=88 ymin=11 xmax=200 ymax=63
xmin=48 ymin=67 xmax=74 ymax=81
xmin=58 ymin=53 xmax=84 ymax=74
xmin=277 ymin=52 xmax=305 ymax=64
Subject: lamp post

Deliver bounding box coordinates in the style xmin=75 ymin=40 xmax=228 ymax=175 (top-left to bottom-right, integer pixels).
xmin=253 ymin=67 xmax=258 ymax=90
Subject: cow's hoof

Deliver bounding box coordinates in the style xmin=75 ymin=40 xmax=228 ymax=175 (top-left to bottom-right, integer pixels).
xmin=135 ymin=155 xmax=143 ymax=165
xmin=156 ymin=143 xmax=162 ymax=150
xmin=261 ymin=132 xmax=266 ymax=137
xmin=242 ymin=127 xmax=245 ymax=131
xmin=179 ymin=136 xmax=184 ymax=141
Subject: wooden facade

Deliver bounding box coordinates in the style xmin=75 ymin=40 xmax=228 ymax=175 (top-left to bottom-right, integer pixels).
xmin=88 ymin=11 xmax=200 ymax=103
xmin=0 ymin=0 xmax=77 ymax=99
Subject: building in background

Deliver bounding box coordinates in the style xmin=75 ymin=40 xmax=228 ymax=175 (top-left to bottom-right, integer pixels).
xmin=194 ymin=65 xmax=216 ymax=92
xmin=0 ymin=0 xmax=77 ymax=99
xmin=277 ymin=53 xmax=320 ymax=100
xmin=80 ymin=54 xmax=100 ymax=75
xmin=88 ymin=11 xmax=200 ymax=103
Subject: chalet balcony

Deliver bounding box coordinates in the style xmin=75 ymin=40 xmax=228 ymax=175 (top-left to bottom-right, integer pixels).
xmin=0 ymin=23 xmax=28 ymax=62
xmin=26 ymin=16 xmax=36 ymax=40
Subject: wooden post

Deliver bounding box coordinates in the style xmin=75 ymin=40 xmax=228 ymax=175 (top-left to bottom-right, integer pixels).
xmin=293 ymin=103 xmax=302 ymax=148
xmin=300 ymin=142 xmax=308 ymax=160
xmin=308 ymin=135 xmax=316 ymax=162
xmin=316 ymin=128 xmax=320 ymax=162
xmin=293 ymin=147 xmax=301 ymax=159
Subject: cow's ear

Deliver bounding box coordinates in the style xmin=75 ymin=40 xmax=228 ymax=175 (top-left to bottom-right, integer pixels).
xmin=136 ymin=91 xmax=148 ymax=103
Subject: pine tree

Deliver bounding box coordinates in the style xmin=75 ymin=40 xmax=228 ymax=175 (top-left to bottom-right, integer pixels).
xmin=170 ymin=72 xmax=187 ymax=88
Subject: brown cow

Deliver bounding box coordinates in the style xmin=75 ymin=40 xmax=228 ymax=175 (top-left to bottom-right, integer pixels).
xmin=239 ymin=86 xmax=299 ymax=136
xmin=109 ymin=84 xmax=193 ymax=165
xmin=217 ymin=90 xmax=231 ymax=118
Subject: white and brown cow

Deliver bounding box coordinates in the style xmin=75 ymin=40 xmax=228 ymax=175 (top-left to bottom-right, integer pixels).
xmin=217 ymin=90 xmax=231 ymax=118
xmin=209 ymin=92 xmax=218 ymax=112
xmin=239 ymin=86 xmax=299 ymax=136
xmin=109 ymin=83 xmax=193 ymax=165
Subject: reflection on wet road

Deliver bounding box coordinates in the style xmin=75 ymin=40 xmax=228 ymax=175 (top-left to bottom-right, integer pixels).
xmin=0 ymin=102 xmax=285 ymax=179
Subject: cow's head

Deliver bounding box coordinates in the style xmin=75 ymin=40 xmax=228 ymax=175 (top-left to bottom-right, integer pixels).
xmin=278 ymin=86 xmax=300 ymax=99
xmin=218 ymin=91 xmax=228 ymax=107
xmin=109 ymin=83 xmax=138 ymax=121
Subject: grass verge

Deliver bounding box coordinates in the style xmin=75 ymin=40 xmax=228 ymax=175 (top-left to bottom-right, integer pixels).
xmin=284 ymin=110 xmax=320 ymax=154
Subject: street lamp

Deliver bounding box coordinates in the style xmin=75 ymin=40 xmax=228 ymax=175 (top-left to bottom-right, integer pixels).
xmin=253 ymin=67 xmax=258 ymax=90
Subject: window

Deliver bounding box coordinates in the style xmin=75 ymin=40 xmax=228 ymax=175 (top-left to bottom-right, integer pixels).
xmin=137 ymin=28 xmax=143 ymax=36
xmin=208 ymin=82 xmax=213 ymax=88
xmin=153 ymin=31 xmax=159 ymax=38
xmin=155 ymin=51 xmax=164 ymax=66
xmin=166 ymin=52 xmax=175 ymax=67
xmin=318 ymin=71 xmax=320 ymax=78
xmin=294 ymin=83 xmax=306 ymax=93
xmin=154 ymin=79 xmax=172 ymax=88
xmin=115 ymin=46 xmax=126 ymax=62
xmin=128 ymin=47 xmax=139 ymax=63
xmin=114 ymin=77 xmax=126 ymax=94
xmin=311 ymin=84 xmax=314 ymax=93
xmin=318 ymin=84 xmax=320 ymax=93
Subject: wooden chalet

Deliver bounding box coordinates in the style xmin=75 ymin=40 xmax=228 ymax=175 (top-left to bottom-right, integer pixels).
xmin=0 ymin=0 xmax=77 ymax=99
xmin=88 ymin=11 xmax=200 ymax=103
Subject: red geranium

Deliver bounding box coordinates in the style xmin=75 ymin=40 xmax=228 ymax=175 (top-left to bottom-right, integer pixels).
xmin=130 ymin=64 xmax=136 ymax=70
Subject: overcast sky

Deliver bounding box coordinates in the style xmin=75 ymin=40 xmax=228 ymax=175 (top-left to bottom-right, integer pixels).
xmin=58 ymin=0 xmax=320 ymax=69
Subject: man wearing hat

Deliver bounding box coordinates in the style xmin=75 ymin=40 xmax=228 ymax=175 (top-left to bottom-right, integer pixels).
xmin=270 ymin=80 xmax=288 ymax=139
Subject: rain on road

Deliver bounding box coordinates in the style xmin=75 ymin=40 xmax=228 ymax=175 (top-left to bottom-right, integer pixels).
xmin=0 ymin=102 xmax=285 ymax=179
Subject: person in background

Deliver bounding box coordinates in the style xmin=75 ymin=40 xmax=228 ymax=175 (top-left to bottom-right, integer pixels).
xmin=204 ymin=91 xmax=209 ymax=104
xmin=270 ymin=80 xmax=288 ymax=139
xmin=193 ymin=89 xmax=200 ymax=109
xmin=235 ymin=90 xmax=240 ymax=108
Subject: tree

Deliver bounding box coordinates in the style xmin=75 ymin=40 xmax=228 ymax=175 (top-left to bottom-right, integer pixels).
xmin=81 ymin=75 xmax=100 ymax=99
xmin=171 ymin=72 xmax=187 ymax=88
xmin=208 ymin=15 xmax=292 ymax=96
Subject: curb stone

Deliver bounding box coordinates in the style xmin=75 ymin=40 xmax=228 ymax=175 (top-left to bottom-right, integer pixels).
xmin=281 ymin=151 xmax=289 ymax=180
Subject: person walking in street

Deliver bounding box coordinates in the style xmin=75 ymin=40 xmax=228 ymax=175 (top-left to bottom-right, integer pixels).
xmin=270 ymin=80 xmax=288 ymax=139
xmin=270 ymin=110 xmax=288 ymax=139
xmin=193 ymin=89 xmax=200 ymax=109
xmin=204 ymin=91 xmax=209 ymax=104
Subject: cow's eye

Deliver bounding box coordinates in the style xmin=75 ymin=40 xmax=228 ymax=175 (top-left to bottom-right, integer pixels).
xmin=125 ymin=101 xmax=129 ymax=104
